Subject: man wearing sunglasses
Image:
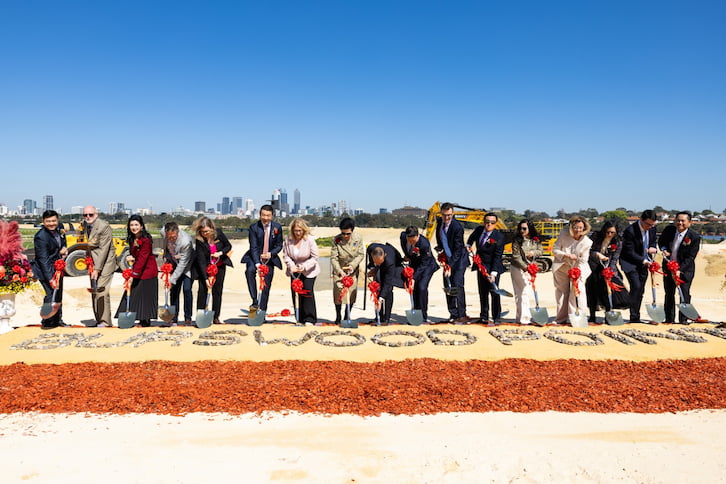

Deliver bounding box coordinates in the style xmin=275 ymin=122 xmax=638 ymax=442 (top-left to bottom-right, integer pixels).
xmin=82 ymin=206 xmax=117 ymax=327
xmin=467 ymin=212 xmax=506 ymax=324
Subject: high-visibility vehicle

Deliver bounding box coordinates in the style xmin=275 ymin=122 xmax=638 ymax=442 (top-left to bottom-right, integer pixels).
xmin=424 ymin=202 xmax=565 ymax=272
xmin=62 ymin=224 xmax=131 ymax=277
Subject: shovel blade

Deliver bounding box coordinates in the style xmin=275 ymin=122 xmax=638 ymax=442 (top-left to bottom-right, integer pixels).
xmin=195 ymin=309 xmax=214 ymax=328
xmin=444 ymin=286 xmax=459 ymax=296
xmin=40 ymin=302 xmax=61 ymax=319
xmin=678 ymin=303 xmax=699 ymax=321
xmin=646 ymin=304 xmax=666 ymax=323
xmin=405 ymin=308 xmax=424 ymax=326
xmin=605 ymin=310 xmax=625 ymax=326
xmin=341 ymin=319 xmax=359 ymax=329
xmin=529 ymin=307 xmax=549 ymax=326
xmin=569 ymin=311 xmax=588 ymax=328
xmin=248 ymin=308 xmax=266 ymax=326
xmin=118 ymin=312 xmax=137 ymax=329
xmin=158 ymin=305 xmax=177 ymax=322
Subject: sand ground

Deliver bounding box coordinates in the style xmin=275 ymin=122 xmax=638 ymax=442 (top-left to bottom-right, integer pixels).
xmin=2 ymin=228 xmax=726 ymax=483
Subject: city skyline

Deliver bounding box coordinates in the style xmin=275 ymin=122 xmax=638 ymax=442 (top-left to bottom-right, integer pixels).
xmin=2 ymin=3 xmax=724 ymax=215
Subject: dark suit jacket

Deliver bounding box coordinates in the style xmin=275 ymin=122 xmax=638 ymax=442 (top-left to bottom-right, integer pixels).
xmin=241 ymin=220 xmax=283 ymax=269
xmin=434 ymin=217 xmax=469 ymax=271
xmin=367 ymin=243 xmax=404 ymax=298
xmin=400 ymin=232 xmax=439 ymax=280
xmin=658 ymin=226 xmax=700 ymax=280
xmin=467 ymin=226 xmax=506 ymax=274
xmin=195 ymin=229 xmax=232 ymax=279
xmin=620 ymin=221 xmax=657 ymax=273
xmin=32 ymin=226 xmax=67 ymax=282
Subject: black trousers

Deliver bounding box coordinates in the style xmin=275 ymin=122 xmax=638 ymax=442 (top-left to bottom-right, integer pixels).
xmin=624 ymin=266 xmax=648 ymax=321
xmin=663 ymin=273 xmax=694 ymax=323
xmin=476 ymin=270 xmax=501 ymax=321
xmin=197 ymin=265 xmax=226 ymax=320
xmin=291 ymin=274 xmax=317 ymax=323
xmin=40 ymin=278 xmax=63 ymax=325
xmin=246 ymin=263 xmax=275 ymax=310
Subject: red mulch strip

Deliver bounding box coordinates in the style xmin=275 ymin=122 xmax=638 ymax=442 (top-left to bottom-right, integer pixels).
xmin=1 ymin=358 xmax=725 ymax=415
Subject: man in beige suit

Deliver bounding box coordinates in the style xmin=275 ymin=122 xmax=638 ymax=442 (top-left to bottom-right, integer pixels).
xmin=82 ymin=205 xmax=117 ymax=327
xmin=330 ymin=217 xmax=364 ymax=323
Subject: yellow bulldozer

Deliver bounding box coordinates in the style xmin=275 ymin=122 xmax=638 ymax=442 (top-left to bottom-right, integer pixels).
xmin=423 ymin=202 xmax=565 ymax=272
xmin=61 ymin=223 xmax=131 ymax=277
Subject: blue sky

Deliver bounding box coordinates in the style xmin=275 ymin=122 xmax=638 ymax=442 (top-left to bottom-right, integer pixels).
xmin=1 ymin=1 xmax=724 ymax=215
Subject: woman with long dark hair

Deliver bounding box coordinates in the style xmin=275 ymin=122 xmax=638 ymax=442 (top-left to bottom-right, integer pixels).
xmin=586 ymin=220 xmax=628 ymax=322
xmin=115 ymin=214 xmax=158 ymax=327
xmin=510 ymin=219 xmax=543 ymax=324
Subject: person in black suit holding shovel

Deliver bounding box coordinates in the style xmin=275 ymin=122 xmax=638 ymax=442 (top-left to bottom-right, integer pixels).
xmin=434 ymin=202 xmax=470 ymax=323
xmin=620 ymin=209 xmax=658 ymax=323
xmin=400 ymin=226 xmax=439 ymax=323
xmin=658 ymin=211 xmax=701 ymax=324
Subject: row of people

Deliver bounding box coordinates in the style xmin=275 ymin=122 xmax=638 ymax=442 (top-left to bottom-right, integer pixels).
xmin=32 ymin=204 xmax=699 ymax=328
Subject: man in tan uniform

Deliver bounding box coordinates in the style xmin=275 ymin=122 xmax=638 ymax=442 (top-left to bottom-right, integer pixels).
xmin=82 ymin=205 xmax=117 ymax=327
xmin=330 ymin=217 xmax=364 ymax=323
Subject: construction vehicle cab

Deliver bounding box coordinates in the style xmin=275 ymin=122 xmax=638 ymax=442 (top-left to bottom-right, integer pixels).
xmin=424 ymin=202 xmax=563 ymax=272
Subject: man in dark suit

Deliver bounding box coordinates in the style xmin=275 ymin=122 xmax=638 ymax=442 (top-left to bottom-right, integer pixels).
xmin=367 ymin=242 xmax=404 ymax=324
xmin=241 ymin=204 xmax=283 ymax=315
xmin=33 ymin=210 xmax=67 ymax=329
xmin=467 ymin=212 xmax=506 ymax=323
xmin=658 ymin=211 xmax=701 ymax=323
xmin=434 ymin=202 xmax=470 ymax=322
xmin=619 ymin=209 xmax=658 ymax=323
xmin=400 ymin=226 xmax=439 ymax=322
xmin=161 ymin=222 xmax=195 ymax=325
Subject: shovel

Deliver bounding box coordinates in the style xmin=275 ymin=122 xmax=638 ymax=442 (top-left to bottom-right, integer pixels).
xmin=491 ymin=281 xmax=513 ymax=298
xmin=158 ymin=286 xmax=176 ymax=323
xmin=529 ymin=289 xmax=549 ymax=326
xmin=604 ymin=285 xmax=624 ymax=326
xmin=195 ymin=294 xmax=214 ymax=328
xmin=568 ymin=278 xmax=588 ymax=328
xmin=86 ymin=278 xmax=105 ymax=294
xmin=676 ymin=285 xmax=699 ymax=321
xmin=662 ymin=254 xmax=700 ymax=321
xmin=443 ymin=274 xmax=459 ymax=296
xmin=405 ymin=291 xmax=424 ymax=326
xmin=340 ymin=291 xmax=358 ymax=329
xmin=646 ymin=271 xmax=666 ymax=323
xmin=40 ymin=288 xmax=62 ymax=320
xmin=118 ymin=290 xmax=137 ymax=329
xmin=248 ymin=263 xmax=269 ymax=326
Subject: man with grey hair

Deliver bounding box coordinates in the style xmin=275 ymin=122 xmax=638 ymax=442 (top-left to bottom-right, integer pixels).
xmin=82 ymin=205 xmax=116 ymax=327
xmin=161 ymin=222 xmax=195 ymax=325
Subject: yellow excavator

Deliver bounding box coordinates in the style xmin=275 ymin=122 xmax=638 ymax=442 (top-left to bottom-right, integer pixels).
xmin=61 ymin=222 xmax=131 ymax=277
xmin=423 ymin=202 xmax=564 ymax=272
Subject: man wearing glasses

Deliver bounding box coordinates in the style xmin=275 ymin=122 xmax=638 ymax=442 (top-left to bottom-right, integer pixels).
xmin=331 ymin=217 xmax=364 ymax=323
xmin=620 ymin=209 xmax=658 ymax=323
xmin=467 ymin=212 xmax=506 ymax=324
xmin=434 ymin=202 xmax=470 ymax=323
xmin=82 ymin=206 xmax=116 ymax=327
xmin=658 ymin=211 xmax=701 ymax=324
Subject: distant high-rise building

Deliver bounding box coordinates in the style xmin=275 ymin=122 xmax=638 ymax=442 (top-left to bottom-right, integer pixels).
xmin=379 ymin=208 xmax=388 ymax=214
xmin=108 ymin=202 xmax=125 ymax=214
xmin=23 ymin=199 xmax=36 ymax=215
xmin=232 ymin=197 xmax=243 ymax=214
xmin=43 ymin=195 xmax=54 ymax=211
xmin=293 ymin=189 xmax=300 ymax=214
xmin=280 ymin=189 xmax=289 ymax=215
xmin=244 ymin=198 xmax=254 ymax=215
xmin=221 ymin=197 xmax=231 ymax=215
xmin=271 ymin=188 xmax=281 ymax=215
xmin=338 ymin=200 xmax=348 ymax=216
xmin=195 ymin=201 xmax=206 ymax=213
